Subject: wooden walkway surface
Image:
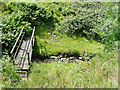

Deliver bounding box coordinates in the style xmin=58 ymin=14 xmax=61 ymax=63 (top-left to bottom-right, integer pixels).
xmin=10 ymin=26 xmax=35 ymax=77
xmin=15 ymin=37 xmax=31 ymax=70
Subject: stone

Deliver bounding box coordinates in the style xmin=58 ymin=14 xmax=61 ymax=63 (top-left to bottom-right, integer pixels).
xmin=64 ymin=59 xmax=69 ymax=63
xmin=82 ymin=57 xmax=85 ymax=61
xmin=50 ymin=56 xmax=58 ymax=59
xmin=57 ymin=56 xmax=61 ymax=59
xmin=61 ymin=58 xmax=65 ymax=61
xmin=69 ymin=57 xmax=75 ymax=60
xmin=55 ymin=58 xmax=58 ymax=61
xmin=59 ymin=54 xmax=62 ymax=58
xmin=79 ymin=57 xmax=82 ymax=60
xmin=64 ymin=59 xmax=68 ymax=63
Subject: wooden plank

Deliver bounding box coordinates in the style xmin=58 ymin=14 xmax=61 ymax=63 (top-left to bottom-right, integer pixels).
xmin=17 ymin=38 xmax=29 ymax=66
xmin=19 ymin=38 xmax=30 ymax=68
xmin=12 ymin=26 xmax=36 ymax=76
xmin=15 ymin=37 xmax=31 ymax=70
xmin=19 ymin=65 xmax=30 ymax=70
xmin=17 ymin=71 xmax=28 ymax=78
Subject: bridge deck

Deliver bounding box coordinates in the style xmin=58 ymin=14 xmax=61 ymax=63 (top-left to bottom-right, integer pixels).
xmin=15 ymin=37 xmax=31 ymax=70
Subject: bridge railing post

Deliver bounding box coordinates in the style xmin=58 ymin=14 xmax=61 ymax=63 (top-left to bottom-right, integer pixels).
xmin=27 ymin=52 xmax=30 ymax=65
xmin=10 ymin=26 xmax=25 ymax=62
xmin=27 ymin=26 xmax=35 ymax=65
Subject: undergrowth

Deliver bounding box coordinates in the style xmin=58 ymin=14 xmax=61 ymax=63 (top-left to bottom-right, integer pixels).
xmin=18 ymin=51 xmax=118 ymax=88
xmin=1 ymin=2 xmax=118 ymax=88
xmin=33 ymin=22 xmax=104 ymax=58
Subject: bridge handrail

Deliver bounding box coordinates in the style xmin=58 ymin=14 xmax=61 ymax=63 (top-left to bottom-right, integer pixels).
xmin=10 ymin=26 xmax=25 ymax=55
xmin=27 ymin=26 xmax=35 ymax=53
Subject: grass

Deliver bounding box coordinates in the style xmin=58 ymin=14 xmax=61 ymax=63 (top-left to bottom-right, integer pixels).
xmin=35 ymin=36 xmax=104 ymax=56
xmin=23 ymin=21 xmax=118 ymax=88
xmin=1 ymin=1 xmax=118 ymax=88
xmin=18 ymin=51 xmax=118 ymax=88
xmin=0 ymin=0 xmax=81 ymax=2
xmin=33 ymin=22 xmax=104 ymax=58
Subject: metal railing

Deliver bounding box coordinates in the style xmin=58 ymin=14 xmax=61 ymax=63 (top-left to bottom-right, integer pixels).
xmin=10 ymin=26 xmax=25 ymax=62
xmin=10 ymin=26 xmax=35 ymax=68
xmin=27 ymin=26 xmax=35 ymax=65
xmin=20 ymin=26 xmax=35 ymax=69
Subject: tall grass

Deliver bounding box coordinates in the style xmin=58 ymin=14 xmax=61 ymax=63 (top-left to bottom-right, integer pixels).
xmin=18 ymin=51 xmax=118 ymax=88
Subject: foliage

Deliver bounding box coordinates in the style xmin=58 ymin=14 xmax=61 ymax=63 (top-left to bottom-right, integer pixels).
xmin=34 ymin=31 xmax=104 ymax=58
xmin=5 ymin=2 xmax=52 ymax=23
xmin=33 ymin=2 xmax=119 ymax=58
xmin=55 ymin=3 xmax=105 ymax=39
xmin=40 ymin=2 xmax=118 ymax=51
xmin=2 ymin=2 xmax=52 ymax=53
xmin=93 ymin=2 xmax=119 ymax=51
xmin=2 ymin=2 xmax=118 ymax=54
xmin=0 ymin=55 xmax=21 ymax=88
xmin=18 ymin=51 xmax=118 ymax=88
xmin=1 ymin=2 xmax=119 ymax=88
xmin=2 ymin=11 xmax=32 ymax=53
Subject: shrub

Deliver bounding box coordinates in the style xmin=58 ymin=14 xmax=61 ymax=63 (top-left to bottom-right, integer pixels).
xmin=2 ymin=11 xmax=32 ymax=53
xmin=1 ymin=55 xmax=21 ymax=88
xmin=2 ymin=2 xmax=52 ymax=54
xmin=92 ymin=2 xmax=119 ymax=51
xmin=55 ymin=2 xmax=118 ymax=51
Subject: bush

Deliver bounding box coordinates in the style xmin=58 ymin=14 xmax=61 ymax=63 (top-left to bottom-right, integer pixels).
xmin=55 ymin=2 xmax=118 ymax=51
xmin=2 ymin=11 xmax=32 ymax=53
xmin=1 ymin=55 xmax=21 ymax=88
xmin=2 ymin=2 xmax=52 ymax=54
xmin=92 ymin=2 xmax=119 ymax=51
xmin=56 ymin=3 xmax=105 ymax=39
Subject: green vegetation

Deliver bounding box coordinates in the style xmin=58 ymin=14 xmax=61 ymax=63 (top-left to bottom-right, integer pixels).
xmin=34 ymin=23 xmax=104 ymax=58
xmin=19 ymin=51 xmax=118 ymax=88
xmin=0 ymin=55 xmax=21 ymax=88
xmin=2 ymin=2 xmax=52 ymax=53
xmin=1 ymin=1 xmax=119 ymax=88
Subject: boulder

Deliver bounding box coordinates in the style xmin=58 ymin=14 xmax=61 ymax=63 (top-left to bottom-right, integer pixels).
xmin=50 ymin=56 xmax=58 ymax=59
xmin=79 ymin=57 xmax=82 ymax=60
xmin=61 ymin=58 xmax=66 ymax=61
xmin=69 ymin=57 xmax=75 ymax=60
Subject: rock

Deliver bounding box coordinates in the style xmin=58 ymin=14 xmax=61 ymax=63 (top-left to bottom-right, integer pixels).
xmin=64 ymin=59 xmax=68 ymax=63
xmin=55 ymin=58 xmax=58 ymax=61
xmin=50 ymin=56 xmax=58 ymax=59
xmin=61 ymin=58 xmax=66 ymax=61
xmin=82 ymin=57 xmax=85 ymax=61
xmin=65 ymin=59 xmax=70 ymax=63
xmin=57 ymin=56 xmax=61 ymax=59
xmin=79 ymin=57 xmax=82 ymax=60
xmin=53 ymin=35 xmax=56 ymax=37
xmin=69 ymin=57 xmax=75 ymax=60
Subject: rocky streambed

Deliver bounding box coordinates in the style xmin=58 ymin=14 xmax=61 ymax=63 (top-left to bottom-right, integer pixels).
xmin=33 ymin=54 xmax=95 ymax=63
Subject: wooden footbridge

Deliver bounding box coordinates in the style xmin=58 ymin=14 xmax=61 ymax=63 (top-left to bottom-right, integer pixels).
xmin=10 ymin=26 xmax=35 ymax=78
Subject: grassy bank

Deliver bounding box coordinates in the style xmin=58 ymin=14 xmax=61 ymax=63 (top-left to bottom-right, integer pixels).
xmin=19 ymin=51 xmax=118 ymax=88
xmin=33 ymin=22 xmax=104 ymax=58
